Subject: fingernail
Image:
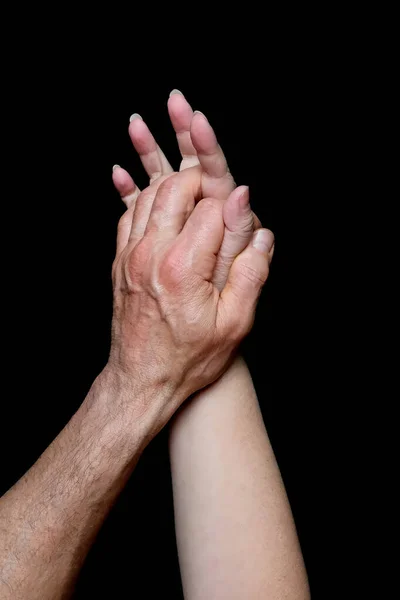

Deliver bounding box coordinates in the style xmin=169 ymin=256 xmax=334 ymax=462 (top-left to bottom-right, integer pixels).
xmin=129 ymin=113 xmax=143 ymax=122
xmin=252 ymin=229 xmax=275 ymax=253
xmin=238 ymin=186 xmax=250 ymax=210
xmin=169 ymin=89 xmax=183 ymax=97
xmin=194 ymin=110 xmax=207 ymax=120
xmin=112 ymin=164 xmax=121 ymax=172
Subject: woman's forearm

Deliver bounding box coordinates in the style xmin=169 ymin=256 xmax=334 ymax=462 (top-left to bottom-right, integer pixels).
xmin=169 ymin=356 xmax=310 ymax=599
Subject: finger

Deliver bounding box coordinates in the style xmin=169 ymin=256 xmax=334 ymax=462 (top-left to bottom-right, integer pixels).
xmin=128 ymin=113 xmax=173 ymax=182
xmin=219 ymin=228 xmax=275 ymax=332
xmin=128 ymin=174 xmax=171 ymax=246
xmin=213 ymin=186 xmax=263 ymax=289
xmin=167 ymin=89 xmax=199 ymax=170
xmin=173 ymin=196 xmax=224 ymax=282
xmin=190 ymin=111 xmax=235 ymax=200
xmin=144 ymin=166 xmax=203 ymax=240
xmin=213 ymin=186 xmax=254 ymax=290
xmin=112 ymin=165 xmax=141 ymax=256
xmin=112 ymin=165 xmax=141 ymax=208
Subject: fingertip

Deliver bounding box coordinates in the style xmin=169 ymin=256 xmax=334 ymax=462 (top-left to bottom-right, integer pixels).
xmin=252 ymin=228 xmax=275 ymax=254
xmin=223 ymin=186 xmax=251 ymax=232
xmin=112 ymin=166 xmax=135 ymax=196
xmin=112 ymin=164 xmax=125 ymax=185
xmin=128 ymin=114 xmax=146 ymax=136
xmin=167 ymin=91 xmax=193 ymax=130
xmin=128 ymin=117 xmax=157 ymax=154
xmin=190 ymin=111 xmax=217 ymax=153
xmin=129 ymin=113 xmax=143 ymax=122
xmin=193 ymin=110 xmax=208 ymax=119
xmin=237 ymin=185 xmax=250 ymax=210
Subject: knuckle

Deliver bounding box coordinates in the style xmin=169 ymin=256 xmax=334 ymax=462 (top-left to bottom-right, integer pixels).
xmin=157 ymin=174 xmax=178 ymax=197
xmin=221 ymin=231 xmax=251 ymax=261
xmin=216 ymin=251 xmax=234 ymax=272
xmin=225 ymin=206 xmax=254 ymax=237
xmin=134 ymin=188 xmax=151 ymax=212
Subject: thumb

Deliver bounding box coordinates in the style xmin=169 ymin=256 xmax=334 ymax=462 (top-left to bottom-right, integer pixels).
xmin=219 ymin=228 xmax=275 ymax=331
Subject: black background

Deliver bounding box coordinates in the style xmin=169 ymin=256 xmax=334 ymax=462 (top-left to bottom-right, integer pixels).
xmin=0 ymin=38 xmax=342 ymax=597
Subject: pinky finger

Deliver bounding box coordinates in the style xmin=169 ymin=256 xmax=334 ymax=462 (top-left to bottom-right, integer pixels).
xmin=112 ymin=165 xmax=141 ymax=209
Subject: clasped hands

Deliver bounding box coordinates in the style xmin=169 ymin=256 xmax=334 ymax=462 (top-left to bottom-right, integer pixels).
xmin=106 ymin=90 xmax=274 ymax=436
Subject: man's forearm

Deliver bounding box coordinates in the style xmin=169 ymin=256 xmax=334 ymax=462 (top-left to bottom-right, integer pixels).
xmin=169 ymin=356 xmax=310 ymax=599
xmin=0 ymin=368 xmax=161 ymax=600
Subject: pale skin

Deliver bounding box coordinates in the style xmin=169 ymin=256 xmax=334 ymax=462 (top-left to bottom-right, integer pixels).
xmin=112 ymin=90 xmax=309 ymax=599
xmin=0 ymin=91 xmax=308 ymax=600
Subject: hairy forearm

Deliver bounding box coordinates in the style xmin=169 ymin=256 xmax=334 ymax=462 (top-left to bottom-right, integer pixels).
xmin=0 ymin=368 xmax=160 ymax=600
xmin=169 ymin=356 xmax=310 ymax=600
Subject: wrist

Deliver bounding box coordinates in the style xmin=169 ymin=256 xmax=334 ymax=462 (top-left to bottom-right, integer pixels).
xmin=78 ymin=364 xmax=178 ymax=454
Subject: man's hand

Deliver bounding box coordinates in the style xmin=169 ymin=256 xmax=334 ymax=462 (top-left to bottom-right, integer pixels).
xmin=108 ymin=164 xmax=274 ymax=434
